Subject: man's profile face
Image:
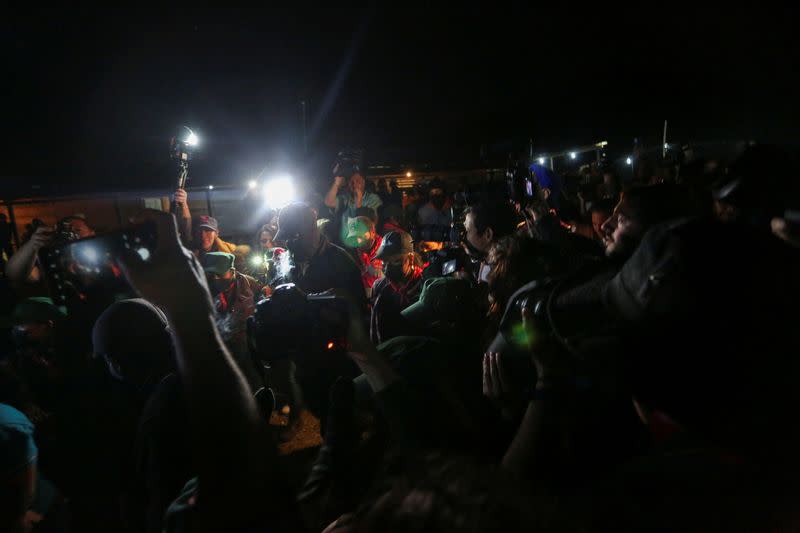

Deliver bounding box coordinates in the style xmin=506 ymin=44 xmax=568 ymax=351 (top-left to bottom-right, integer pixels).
xmin=464 ymin=212 xmax=492 ymax=253
xmin=601 ymin=203 xmax=643 ymax=259
xmin=197 ymin=229 xmax=217 ymax=252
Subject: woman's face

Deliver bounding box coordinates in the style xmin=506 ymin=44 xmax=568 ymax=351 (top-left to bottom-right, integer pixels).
xmin=260 ymin=231 xmax=274 ymax=251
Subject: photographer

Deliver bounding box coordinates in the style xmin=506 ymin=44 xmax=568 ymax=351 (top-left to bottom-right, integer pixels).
xmin=173 ymin=188 xmax=244 ymax=261
xmin=369 ymin=230 xmax=424 ymax=345
xmin=5 ymin=215 xmax=95 ymax=291
xmin=463 ymin=201 xmax=519 ymax=283
xmin=324 ymin=171 xmax=382 ymax=246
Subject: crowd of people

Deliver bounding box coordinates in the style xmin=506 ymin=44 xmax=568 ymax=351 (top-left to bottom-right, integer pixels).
xmin=0 ymin=144 xmax=799 ymax=532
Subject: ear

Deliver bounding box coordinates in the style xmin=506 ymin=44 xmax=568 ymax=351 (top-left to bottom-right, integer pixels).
xmin=484 ymin=227 xmax=494 ymax=243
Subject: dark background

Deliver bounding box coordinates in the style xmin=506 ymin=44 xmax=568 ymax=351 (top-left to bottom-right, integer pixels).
xmin=3 ymin=7 xmax=798 ymax=189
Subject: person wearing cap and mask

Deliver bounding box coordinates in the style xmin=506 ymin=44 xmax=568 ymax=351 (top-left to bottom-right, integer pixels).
xmin=369 ymin=230 xmax=424 ymax=345
xmin=275 ymin=202 xmax=367 ymax=312
xmin=201 ymin=252 xmax=265 ymax=388
xmin=342 ymin=215 xmax=384 ymax=297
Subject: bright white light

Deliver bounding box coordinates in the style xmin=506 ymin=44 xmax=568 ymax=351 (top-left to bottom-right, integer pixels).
xmin=80 ymin=246 xmax=99 ymax=263
xmin=626 ymin=157 xmax=633 ymax=165
xmin=569 ymin=152 xmax=577 ymax=160
xmin=186 ymin=131 xmax=199 ymax=146
xmin=208 ymin=185 xmax=214 ymax=190
xmin=250 ymin=254 xmax=265 ymax=268
xmin=136 ymin=248 xmax=151 ymax=261
xmin=406 ymin=171 xmax=412 ymax=178
xmin=664 ymin=143 xmax=669 ymax=149
xmin=263 ymin=176 xmax=296 ymax=210
xmin=248 ymin=180 xmax=258 ymax=190
xmin=538 ymin=157 xmax=545 ymax=165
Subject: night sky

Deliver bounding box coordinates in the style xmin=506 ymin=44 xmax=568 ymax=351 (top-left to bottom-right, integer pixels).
xmin=3 ymin=7 xmax=798 ymax=190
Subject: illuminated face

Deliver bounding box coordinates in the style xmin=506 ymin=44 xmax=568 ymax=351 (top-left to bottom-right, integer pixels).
xmin=591 ymin=211 xmax=610 ymax=240
xmin=198 ymin=228 xmax=217 ymax=252
xmin=601 ymin=204 xmax=643 ymax=259
xmin=464 ymin=212 xmax=493 ymax=253
xmin=350 ymin=174 xmax=365 ymax=193
xmin=260 ymin=231 xmax=274 ymax=251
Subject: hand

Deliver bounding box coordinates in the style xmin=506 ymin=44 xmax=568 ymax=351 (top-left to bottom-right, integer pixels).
xmin=28 ymin=226 xmax=55 ymax=251
xmin=772 ymin=217 xmax=800 ymax=248
xmin=174 ymin=188 xmax=188 ymax=206
xmin=117 ymin=209 xmax=213 ymax=316
xmin=482 ymin=352 xmax=514 ymax=401
xmin=333 ymin=175 xmax=346 ymax=188
xmin=520 ymin=306 xmax=569 ymax=386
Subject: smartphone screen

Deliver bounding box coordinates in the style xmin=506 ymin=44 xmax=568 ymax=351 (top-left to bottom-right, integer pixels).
xmin=38 ymin=223 xmax=157 ymax=308
xmin=442 ymin=259 xmax=458 ymax=276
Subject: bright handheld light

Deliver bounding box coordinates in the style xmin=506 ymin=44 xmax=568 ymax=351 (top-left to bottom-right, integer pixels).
xmin=538 ymin=157 xmax=545 ymax=165
xmin=185 ymin=129 xmax=199 ymax=146
xmin=263 ymin=176 xmax=296 ymax=210
xmin=248 ymin=180 xmax=258 ymax=190
xmin=569 ymin=152 xmax=577 ymax=160
xmin=626 ymin=157 xmax=633 ymax=165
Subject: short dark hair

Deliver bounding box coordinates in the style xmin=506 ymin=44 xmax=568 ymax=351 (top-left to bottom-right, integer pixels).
xmin=465 ymin=202 xmax=518 ymax=240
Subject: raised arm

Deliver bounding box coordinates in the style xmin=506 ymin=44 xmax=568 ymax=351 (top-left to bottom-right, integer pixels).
xmin=5 ymin=226 xmax=53 ymax=287
xmin=119 ymin=210 xmax=298 ymax=530
xmin=324 ymin=176 xmax=345 ymax=209
xmin=173 ymin=188 xmax=192 ymax=245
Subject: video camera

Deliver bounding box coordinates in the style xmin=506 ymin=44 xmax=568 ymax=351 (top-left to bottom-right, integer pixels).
xmin=38 ymin=222 xmax=158 ymax=309
xmin=333 ymin=149 xmax=364 ymax=179
xmin=247 ymin=283 xmax=350 ymax=363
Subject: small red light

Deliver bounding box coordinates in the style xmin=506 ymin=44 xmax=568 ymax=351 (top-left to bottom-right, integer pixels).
xmin=326 ymin=341 xmax=335 ymax=350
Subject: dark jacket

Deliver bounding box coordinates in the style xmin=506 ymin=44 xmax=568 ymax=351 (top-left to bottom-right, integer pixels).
xmin=294 ymin=237 xmax=368 ymax=316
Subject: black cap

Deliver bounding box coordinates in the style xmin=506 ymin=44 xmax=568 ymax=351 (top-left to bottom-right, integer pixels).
xmin=374 ymin=230 xmax=414 ymax=260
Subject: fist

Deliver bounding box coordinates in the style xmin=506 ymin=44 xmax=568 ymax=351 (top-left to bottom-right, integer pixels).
xmin=174 ymin=188 xmax=188 ymax=206
xmin=334 ymin=176 xmax=346 ymax=188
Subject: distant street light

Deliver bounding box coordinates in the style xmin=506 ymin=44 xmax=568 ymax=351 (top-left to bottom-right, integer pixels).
xmin=625 ymin=157 xmax=633 ymax=165
xmin=569 ymin=152 xmax=577 ymax=160
xmin=406 ymin=171 xmax=412 ymax=178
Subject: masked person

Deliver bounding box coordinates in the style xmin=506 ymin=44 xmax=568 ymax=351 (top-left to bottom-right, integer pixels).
xmin=417 ymin=179 xmax=452 ymax=234
xmin=369 ymin=230 xmax=425 ymax=345
xmin=343 ymin=216 xmax=384 ymax=297
xmin=201 ymin=252 xmax=264 ymax=386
